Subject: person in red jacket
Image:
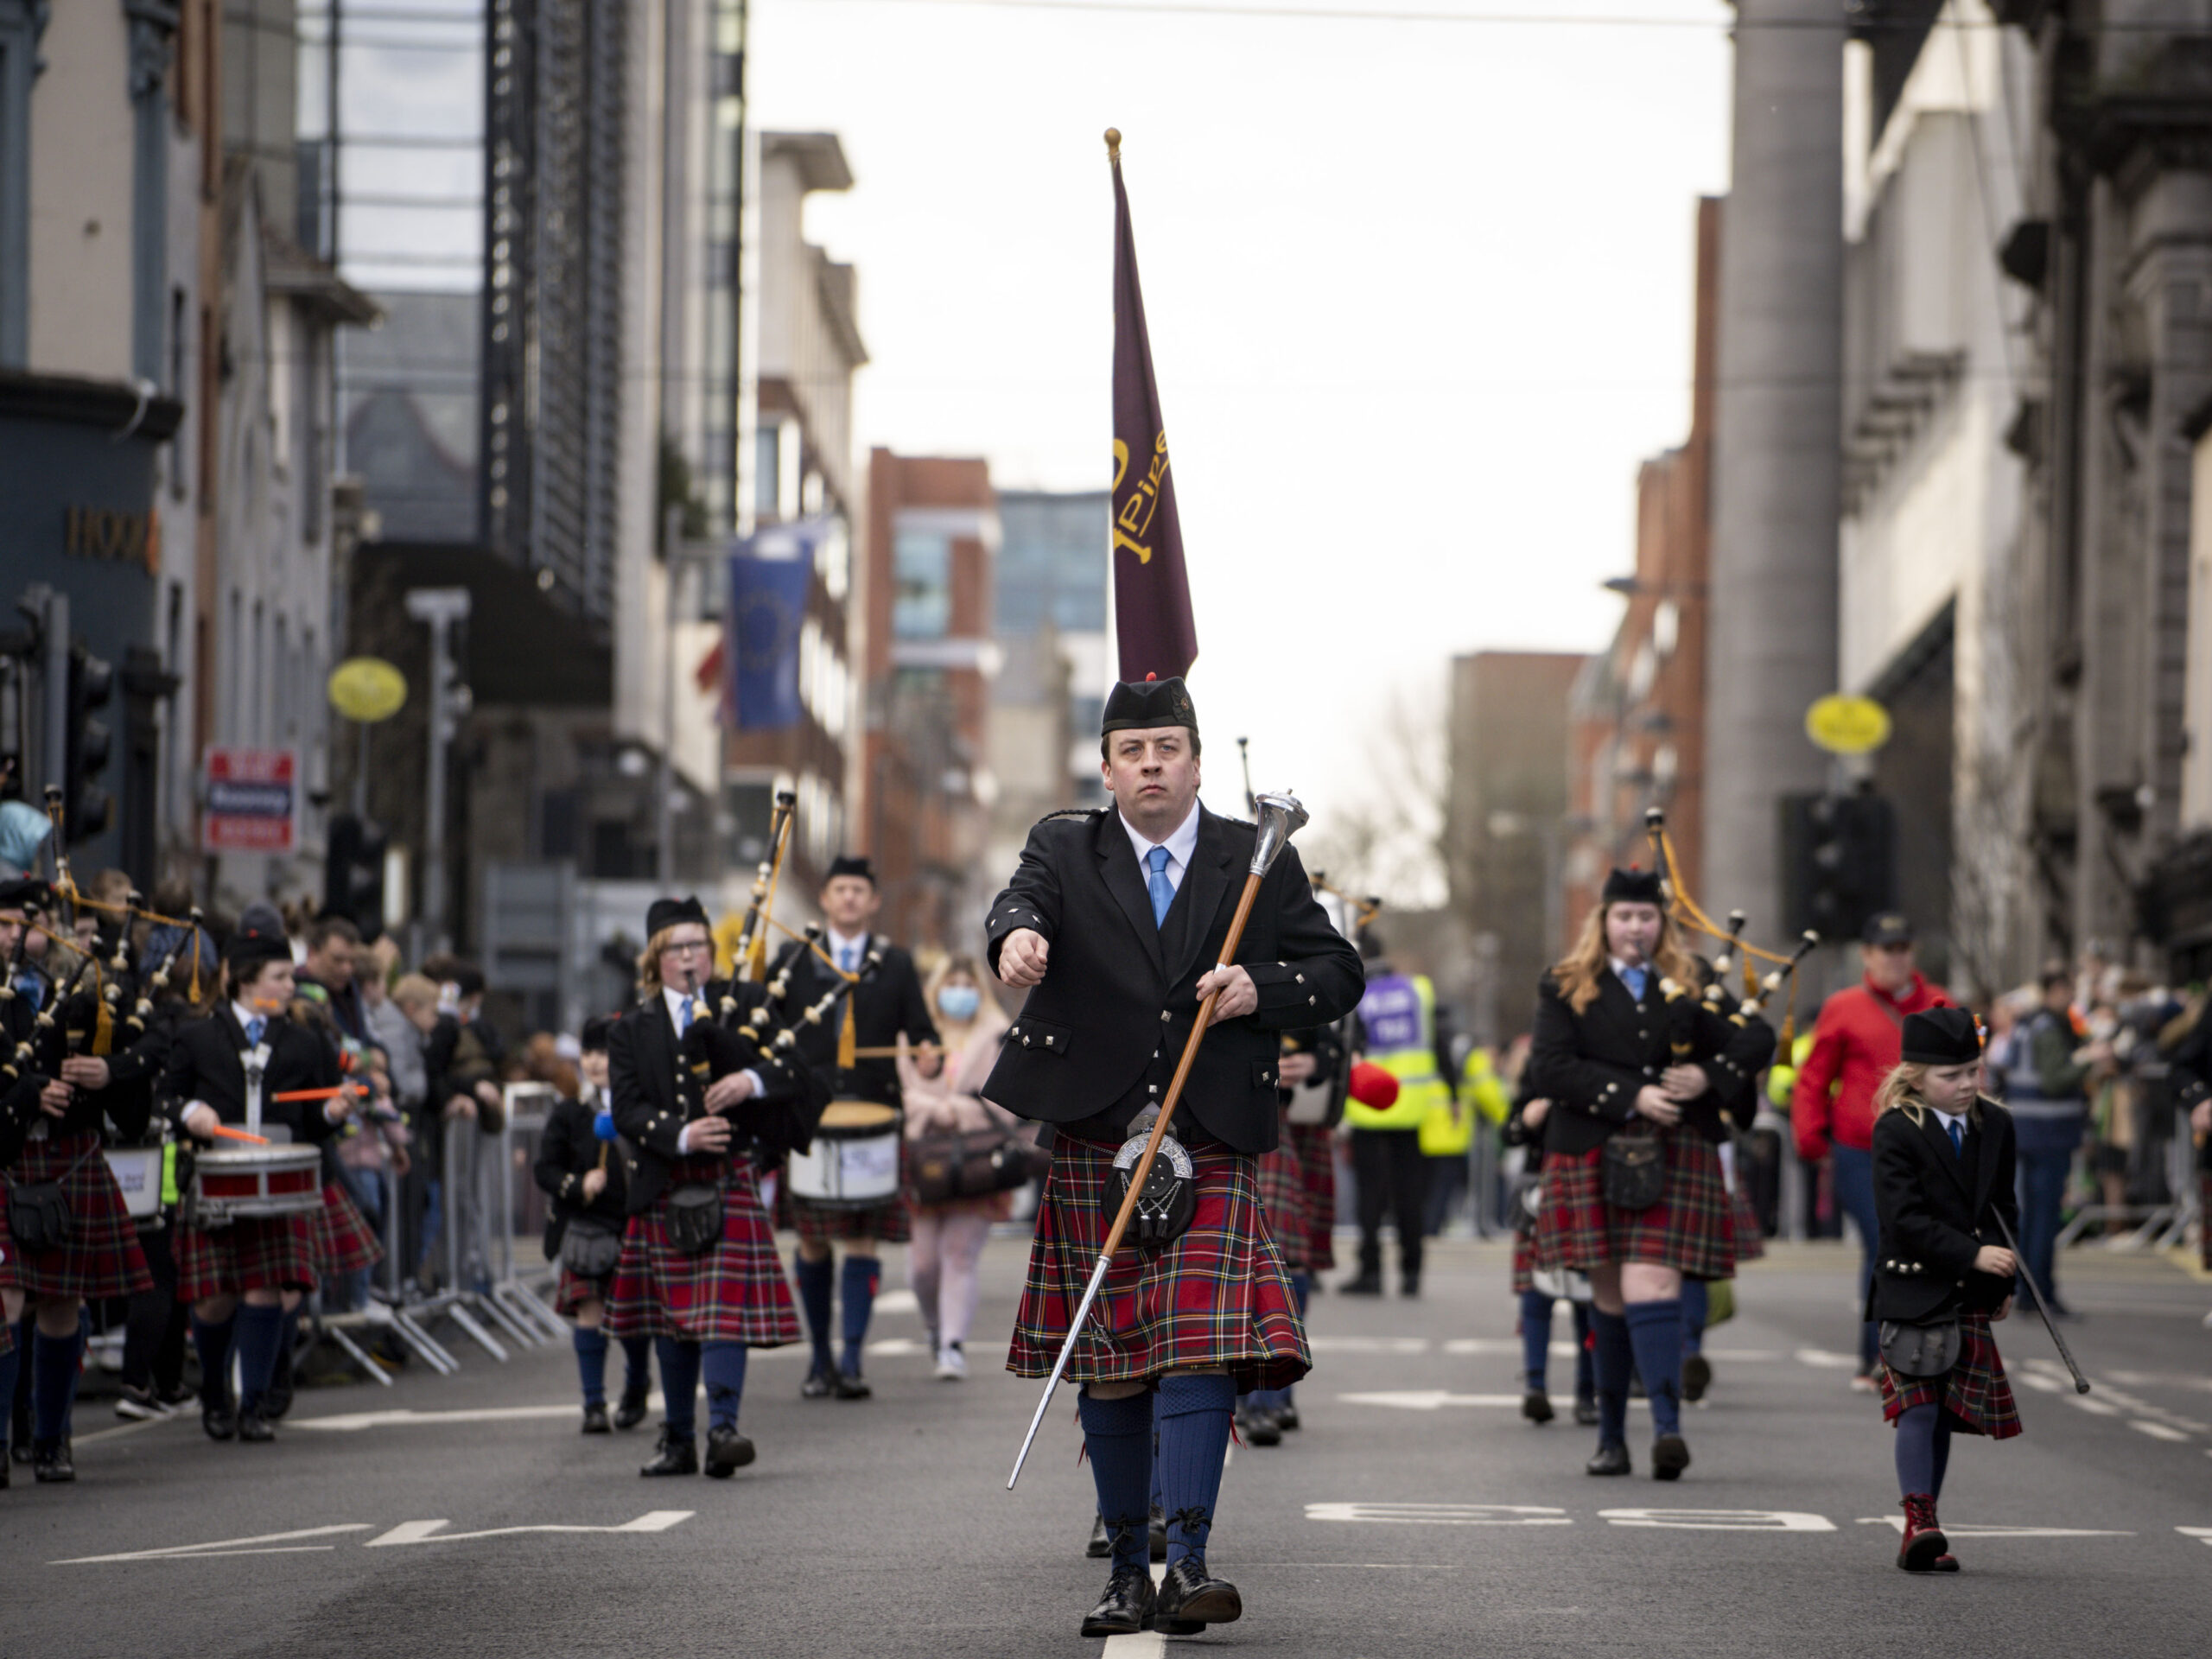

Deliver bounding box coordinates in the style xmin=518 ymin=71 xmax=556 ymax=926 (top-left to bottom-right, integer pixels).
xmin=1791 ymin=912 xmax=1951 ymax=1389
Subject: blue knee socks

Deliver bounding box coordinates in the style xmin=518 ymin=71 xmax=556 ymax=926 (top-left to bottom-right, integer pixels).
xmin=233 ymin=1303 xmax=284 ymax=1414
xmin=1157 ymin=1373 xmax=1236 ymax=1571
xmin=1624 ymin=1300 xmax=1684 ymax=1439
xmin=1519 ymin=1288 xmax=1555 ymax=1389
xmin=702 ymin=1341 xmax=747 ymax=1432
xmin=839 ymin=1255 xmax=880 ymax=1376
xmin=1079 ymin=1389 xmax=1154 ymax=1573
xmin=1931 ymin=1409 xmax=1954 ymax=1497
xmin=1680 ymin=1280 xmax=1708 ymax=1357
xmin=192 ymin=1313 xmax=236 ymax=1408
xmin=1571 ymin=1301 xmax=1596 ymax=1401
xmin=656 ymin=1337 xmax=702 ymax=1439
xmin=1894 ymin=1402 xmax=1938 ymax=1495
xmin=793 ymin=1253 xmax=835 ymax=1375
xmin=1590 ymin=1308 xmax=1632 ymax=1446
xmin=619 ymin=1335 xmax=652 ymax=1400
xmin=31 ymin=1323 xmax=84 ymax=1444
xmin=573 ymin=1326 xmax=609 ymax=1407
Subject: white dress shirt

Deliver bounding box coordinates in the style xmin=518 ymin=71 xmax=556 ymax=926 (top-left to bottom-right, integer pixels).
xmin=1122 ymin=800 xmax=1202 ymax=899
xmin=825 ymin=927 xmax=870 ymax=975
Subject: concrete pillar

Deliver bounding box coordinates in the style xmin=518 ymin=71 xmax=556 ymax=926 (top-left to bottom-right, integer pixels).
xmin=1703 ymin=0 xmax=1846 ymax=937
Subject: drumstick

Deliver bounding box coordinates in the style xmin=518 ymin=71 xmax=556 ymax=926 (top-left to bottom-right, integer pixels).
xmin=271 ymin=1085 xmax=352 ymax=1103
xmin=847 ymin=1043 xmax=946 ymax=1059
xmin=210 ymin=1124 xmax=270 ymax=1145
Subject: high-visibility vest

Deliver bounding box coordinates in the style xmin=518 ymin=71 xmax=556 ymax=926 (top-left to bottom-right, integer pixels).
xmin=1348 ymin=972 xmax=1450 ymax=1131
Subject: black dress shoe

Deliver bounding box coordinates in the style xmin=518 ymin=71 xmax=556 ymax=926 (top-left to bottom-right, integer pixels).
xmin=1274 ymin=1402 xmax=1300 ymax=1432
xmin=639 ymin=1431 xmax=698 ymax=1477
xmin=703 ymin=1426 xmax=756 ymax=1478
xmin=202 ymin=1403 xmax=238 ymax=1442
xmin=1338 ymin=1273 xmax=1382 ymax=1296
xmin=1651 ymin=1433 xmax=1690 ymax=1480
xmin=801 ymin=1366 xmax=835 ymax=1399
xmin=1522 ymin=1389 xmax=1554 ymax=1425
xmin=10 ymin=1440 xmax=32 ymax=1465
xmin=1154 ymin=1559 xmax=1243 ymax=1626
xmin=32 ymin=1440 xmax=74 ymax=1483
xmin=1085 ymin=1512 xmax=1113 ymax=1559
xmin=1681 ymin=1352 xmax=1712 ymax=1402
xmin=1573 ymin=1396 xmax=1599 ymax=1427
xmin=236 ymin=1409 xmax=275 ymax=1444
xmin=1586 ymin=1440 xmax=1631 ymax=1476
xmin=1078 ymin=1567 xmax=1155 ymax=1637
xmin=831 ymin=1370 xmax=872 ymax=1401
xmin=1236 ymin=1404 xmax=1281 ymax=1446
xmin=1400 ymin=1276 xmax=1421 ymax=1299
xmin=613 ymin=1390 xmax=650 ymax=1432
xmin=582 ymin=1402 xmax=612 ymax=1434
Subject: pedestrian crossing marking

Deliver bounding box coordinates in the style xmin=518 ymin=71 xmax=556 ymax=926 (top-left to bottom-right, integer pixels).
xmin=365 ymin=1512 xmax=694 ymax=1548
xmin=1602 ymin=1509 xmax=1835 ymax=1532
xmin=1307 ymin=1503 xmax=1570 ymax=1526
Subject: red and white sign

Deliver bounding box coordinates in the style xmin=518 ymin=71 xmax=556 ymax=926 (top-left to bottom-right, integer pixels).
xmin=202 ymin=748 xmax=297 ymax=854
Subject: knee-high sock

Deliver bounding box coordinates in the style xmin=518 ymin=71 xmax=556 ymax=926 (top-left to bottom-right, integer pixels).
xmin=655 ymin=1337 xmax=702 ymax=1439
xmin=839 ymin=1254 xmax=880 ymax=1376
xmin=232 ymin=1303 xmax=285 ymax=1413
xmin=31 ymin=1324 xmax=85 ymax=1444
xmin=1590 ymin=1307 xmax=1633 ymax=1446
xmin=192 ymin=1313 xmax=237 ymax=1409
xmin=1571 ymin=1300 xmax=1597 ymax=1400
xmin=1519 ymin=1288 xmax=1555 ymax=1389
xmin=1930 ymin=1408 xmax=1956 ymax=1499
xmin=1079 ymin=1389 xmax=1154 ymax=1573
xmin=1151 ymin=1391 xmax=1164 ymax=1515
xmin=1623 ymin=1300 xmax=1684 ymax=1438
xmin=1894 ymin=1402 xmax=1940 ymax=1497
xmin=618 ymin=1335 xmax=652 ymax=1398
xmin=1680 ymin=1279 xmax=1708 ymax=1357
xmin=572 ymin=1325 xmax=610 ymax=1407
xmin=793 ymin=1252 xmax=834 ymax=1373
xmin=702 ymin=1341 xmax=747 ymax=1431
xmin=1157 ymin=1374 xmax=1236 ymax=1569
xmin=272 ymin=1303 xmax=302 ymax=1390
xmin=0 ymin=1338 xmax=16 ymax=1452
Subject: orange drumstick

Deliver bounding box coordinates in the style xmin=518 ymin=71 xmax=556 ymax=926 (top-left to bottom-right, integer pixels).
xmin=210 ymin=1124 xmax=270 ymax=1145
xmin=271 ymin=1085 xmax=350 ymax=1103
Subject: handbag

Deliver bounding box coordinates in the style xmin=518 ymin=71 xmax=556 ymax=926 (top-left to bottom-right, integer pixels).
xmin=3 ymin=1144 xmax=92 ymax=1255
xmin=1878 ymin=1318 xmax=1961 ymax=1378
xmin=665 ymin=1182 xmax=725 ymax=1256
xmin=559 ymin=1215 xmax=624 ymax=1279
xmin=906 ymin=1128 xmax=1052 ymax=1207
xmin=1602 ymin=1126 xmax=1666 ymax=1211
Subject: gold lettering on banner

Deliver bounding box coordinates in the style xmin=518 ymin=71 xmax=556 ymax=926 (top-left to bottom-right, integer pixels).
xmin=1110 ymin=431 xmax=1170 ymax=565
xmin=63 ymin=505 xmax=151 ymax=565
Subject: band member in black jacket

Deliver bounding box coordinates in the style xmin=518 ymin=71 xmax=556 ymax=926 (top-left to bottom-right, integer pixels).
xmin=0 ymin=876 xmax=60 ymax=1481
xmin=165 ymin=926 xmax=352 ymax=1444
xmin=535 ymin=1014 xmax=652 ymax=1433
xmin=766 ymin=855 xmax=939 ymax=1400
xmin=604 ymin=896 xmax=817 ymax=1478
xmin=988 ymin=677 xmax=1363 ymax=1639
xmin=1525 ymin=868 xmax=1773 ymax=1483
xmin=1870 ymin=1007 xmax=2022 ymax=1573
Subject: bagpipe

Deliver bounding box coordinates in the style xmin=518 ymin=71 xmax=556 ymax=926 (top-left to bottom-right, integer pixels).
xmin=1642 ymin=806 xmax=1821 ymax=1050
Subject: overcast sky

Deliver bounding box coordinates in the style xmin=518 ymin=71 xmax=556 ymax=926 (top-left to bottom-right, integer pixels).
xmin=752 ymin=0 xmax=1735 ymax=867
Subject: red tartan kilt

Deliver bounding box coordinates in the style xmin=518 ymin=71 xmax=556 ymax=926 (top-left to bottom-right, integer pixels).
xmin=555 ymin=1264 xmax=613 ymax=1314
xmin=1729 ymin=1185 xmax=1766 ymax=1262
xmin=1255 ymin=1136 xmax=1308 ymax=1274
xmin=789 ymin=1192 xmax=910 ymax=1247
xmin=1287 ymin=1122 xmax=1337 ymax=1273
xmin=3 ymin=1131 xmax=153 ymax=1300
xmin=1880 ymin=1311 xmax=2022 ymax=1439
xmin=176 ymin=1213 xmax=319 ymax=1303
xmin=1511 ymin=1230 xmax=1535 ymax=1294
xmin=1009 ymin=1133 xmax=1310 ymax=1392
xmin=311 ymin=1182 xmax=385 ymax=1278
xmin=1533 ymin=1132 xmax=1735 ymax=1281
xmin=605 ymin=1154 xmax=800 ymax=1345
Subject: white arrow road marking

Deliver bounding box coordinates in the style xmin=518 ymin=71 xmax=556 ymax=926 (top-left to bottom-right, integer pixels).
xmin=2177 ymin=1528 xmax=2212 ymax=1546
xmin=55 ymin=1525 xmax=375 ymax=1565
xmin=1306 ymin=1503 xmax=1570 ymax=1526
xmin=1603 ymin=1510 xmax=1835 ymax=1532
xmin=365 ymin=1511 xmax=694 ymax=1548
xmin=1857 ymin=1518 xmax=2133 ymax=1539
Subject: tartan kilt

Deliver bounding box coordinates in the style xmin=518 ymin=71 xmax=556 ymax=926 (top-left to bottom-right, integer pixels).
xmin=1533 ymin=1131 xmax=1735 ymax=1281
xmin=606 ymin=1154 xmax=800 ymax=1345
xmin=311 ymin=1181 xmax=385 ymax=1278
xmin=1287 ymin=1122 xmax=1337 ymax=1272
xmin=1729 ymin=1185 xmax=1766 ymax=1262
xmin=4 ymin=1130 xmax=153 ymax=1300
xmin=788 ymin=1192 xmax=911 ymax=1247
xmin=176 ymin=1213 xmax=318 ymax=1303
xmin=1511 ymin=1230 xmax=1535 ymax=1294
xmin=1008 ymin=1133 xmax=1310 ymax=1392
xmin=1880 ymin=1311 xmax=2022 ymax=1440
xmin=555 ymin=1264 xmax=615 ymax=1315
xmin=1255 ymin=1135 xmax=1309 ymax=1274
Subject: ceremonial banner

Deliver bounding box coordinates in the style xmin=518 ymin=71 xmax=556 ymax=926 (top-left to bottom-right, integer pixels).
xmin=1108 ymin=133 xmax=1198 ymax=683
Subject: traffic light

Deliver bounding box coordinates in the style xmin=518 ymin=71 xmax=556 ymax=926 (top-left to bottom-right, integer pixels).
xmin=64 ymin=644 xmax=114 ymax=842
xmin=325 ymin=812 xmax=390 ymax=942
xmin=1779 ymin=792 xmax=1896 ymax=942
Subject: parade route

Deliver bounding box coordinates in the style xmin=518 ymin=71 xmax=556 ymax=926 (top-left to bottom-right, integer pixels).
xmin=6 ymin=1238 xmax=2209 ymax=1657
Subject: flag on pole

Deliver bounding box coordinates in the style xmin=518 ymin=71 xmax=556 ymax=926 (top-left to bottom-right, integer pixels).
xmin=724 ymin=520 xmax=827 ymax=730
xmin=1106 ymin=129 xmax=1198 ymax=683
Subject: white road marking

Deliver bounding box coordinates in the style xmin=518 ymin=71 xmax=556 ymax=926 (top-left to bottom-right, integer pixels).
xmin=1336 ymin=1391 xmax=1529 ymax=1411
xmin=1602 ymin=1509 xmax=1835 ymax=1533
xmin=1306 ymin=1503 xmax=1570 ymax=1526
xmin=2068 ymin=1395 xmax=2122 ymax=1417
xmin=1858 ymin=1518 xmax=2133 ymax=1539
xmin=72 ymin=1414 xmax=187 ymax=1448
xmin=865 ymin=1338 xmax=927 ymax=1356
xmin=2177 ymin=1528 xmax=2212 ymax=1546
xmin=1099 ymin=1564 xmax=1167 ymax=1659
xmin=365 ymin=1511 xmax=693 ymax=1548
xmin=55 ymin=1525 xmax=375 ymax=1566
xmin=874 ymin=1288 xmax=919 ymax=1315
xmin=1792 ymin=1348 xmax=1862 ymax=1370
xmin=1311 ymin=1337 xmax=1434 ymax=1354
xmin=2131 ymin=1421 xmax=2191 ymax=1442
xmin=294 ymin=1402 xmax=633 ymax=1432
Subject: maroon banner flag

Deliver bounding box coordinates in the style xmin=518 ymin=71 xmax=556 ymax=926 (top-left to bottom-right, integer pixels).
xmin=1107 ymin=130 xmax=1198 ymax=683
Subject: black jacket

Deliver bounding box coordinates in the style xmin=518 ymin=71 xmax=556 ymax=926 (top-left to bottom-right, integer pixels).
xmin=29 ymin=955 xmax=156 ymax=1141
xmin=982 ymin=804 xmax=1364 ymax=1154
xmin=1527 ymin=967 xmax=1774 ymax=1157
xmin=1867 ymin=1097 xmax=2020 ymax=1324
xmin=766 ymin=935 xmax=938 ymax=1108
xmin=534 ymin=1090 xmax=629 ymax=1257
xmin=162 ymin=1005 xmax=343 ymax=1147
xmin=2 ymin=993 xmax=43 ymax=1168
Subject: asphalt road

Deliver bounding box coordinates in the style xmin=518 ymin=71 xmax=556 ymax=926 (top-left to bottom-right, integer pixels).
xmin=8 ymin=1236 xmax=2210 ymax=1659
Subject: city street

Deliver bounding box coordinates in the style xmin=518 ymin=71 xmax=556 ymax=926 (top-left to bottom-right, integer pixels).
xmin=10 ymin=1238 xmax=2210 ymax=1658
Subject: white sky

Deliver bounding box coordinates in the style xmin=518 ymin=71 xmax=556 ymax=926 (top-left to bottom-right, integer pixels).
xmin=752 ymin=0 xmax=1735 ymax=854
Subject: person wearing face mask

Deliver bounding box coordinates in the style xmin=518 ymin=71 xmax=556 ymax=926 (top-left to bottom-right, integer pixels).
xmin=894 ymin=956 xmax=1016 ymax=1380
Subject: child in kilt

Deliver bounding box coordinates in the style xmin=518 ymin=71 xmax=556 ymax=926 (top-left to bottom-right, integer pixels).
xmin=1870 ymin=1007 xmax=2024 ymax=1573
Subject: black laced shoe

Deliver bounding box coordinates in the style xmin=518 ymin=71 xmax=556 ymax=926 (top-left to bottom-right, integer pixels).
xmin=703 ymin=1426 xmax=755 ymax=1478
xmin=613 ymin=1388 xmax=651 ymax=1431
xmin=1084 ymin=1513 xmax=1112 ymax=1559
xmin=581 ymin=1402 xmax=612 ymax=1434
xmin=1681 ymin=1352 xmax=1712 ymax=1402
xmin=1236 ymin=1402 xmax=1282 ymax=1446
xmin=1573 ymin=1395 xmax=1599 ymax=1427
xmin=801 ymin=1366 xmax=836 ymax=1400
xmin=235 ymin=1408 xmax=275 ymax=1443
xmin=1078 ymin=1566 xmax=1155 ymax=1637
xmin=1586 ymin=1440 xmax=1631 ymax=1477
xmin=31 ymin=1439 xmax=74 ymax=1483
xmin=201 ymin=1402 xmax=237 ymax=1442
xmin=1522 ymin=1389 xmax=1554 ymax=1425
xmin=1275 ymin=1401 xmax=1300 ymax=1432
xmin=1154 ymin=1558 xmax=1243 ymax=1626
xmin=1651 ymin=1433 xmax=1691 ymax=1481
xmin=831 ymin=1370 xmax=872 ymax=1401
xmin=639 ymin=1428 xmax=698 ymax=1477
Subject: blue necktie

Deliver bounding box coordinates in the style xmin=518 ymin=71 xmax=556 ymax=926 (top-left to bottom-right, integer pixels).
xmin=676 ymin=996 xmax=696 ymax=1036
xmin=245 ymin=1016 xmax=266 ymax=1046
xmin=1147 ymin=846 xmax=1174 ymax=928
xmin=1621 ymin=965 xmax=1648 ymax=1002
xmin=840 ymin=944 xmax=857 ymax=974
xmin=1948 ymin=1119 xmax=1964 ymax=1160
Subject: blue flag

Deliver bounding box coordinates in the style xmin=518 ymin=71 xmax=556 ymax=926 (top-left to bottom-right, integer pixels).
xmin=727 ymin=523 xmax=823 ymax=731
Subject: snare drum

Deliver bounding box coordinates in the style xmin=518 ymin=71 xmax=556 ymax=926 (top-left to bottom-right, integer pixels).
xmin=787 ymin=1099 xmax=901 ymax=1209
xmin=188 ymin=1143 xmax=324 ymax=1224
xmin=105 ymin=1146 xmax=166 ymax=1220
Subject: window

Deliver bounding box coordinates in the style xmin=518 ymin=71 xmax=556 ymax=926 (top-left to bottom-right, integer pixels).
xmin=893 ymin=531 xmax=950 ymax=639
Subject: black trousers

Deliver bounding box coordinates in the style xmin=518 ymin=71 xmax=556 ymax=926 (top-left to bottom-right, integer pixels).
xmin=122 ymin=1221 xmax=189 ymax=1395
xmin=1351 ymin=1128 xmax=1429 ymax=1282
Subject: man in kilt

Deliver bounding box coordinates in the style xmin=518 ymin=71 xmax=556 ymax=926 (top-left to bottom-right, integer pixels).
xmin=606 ymin=896 xmax=817 ymax=1478
xmin=766 ymin=855 xmax=939 ymax=1401
xmin=1526 ymin=868 xmax=1773 ymax=1482
xmin=988 ymin=676 xmax=1363 ymax=1638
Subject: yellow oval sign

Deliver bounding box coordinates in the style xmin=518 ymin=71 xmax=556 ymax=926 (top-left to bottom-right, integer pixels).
xmin=327 ymin=657 xmax=408 ymax=723
xmin=1805 ymin=694 xmax=1891 ymax=756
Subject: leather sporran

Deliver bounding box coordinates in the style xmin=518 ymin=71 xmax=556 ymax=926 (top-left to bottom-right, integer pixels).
xmin=1601 ymin=1128 xmax=1666 ymax=1211
xmin=1878 ymin=1318 xmax=1961 ymax=1378
xmin=906 ymin=1129 xmax=1051 ymax=1208
xmin=559 ymin=1216 xmax=624 ymax=1279
xmin=5 ymin=1180 xmax=73 ymax=1254
xmin=665 ymin=1182 xmax=724 ymax=1255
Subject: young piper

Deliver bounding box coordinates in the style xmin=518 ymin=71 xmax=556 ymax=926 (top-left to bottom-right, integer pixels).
xmin=1870 ymin=1006 xmax=2022 ymax=1573
xmin=536 ymin=1014 xmax=653 ymax=1432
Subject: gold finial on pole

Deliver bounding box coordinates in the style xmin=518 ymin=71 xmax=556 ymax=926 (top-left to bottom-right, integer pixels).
xmin=1104 ymin=127 xmax=1122 ymax=162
